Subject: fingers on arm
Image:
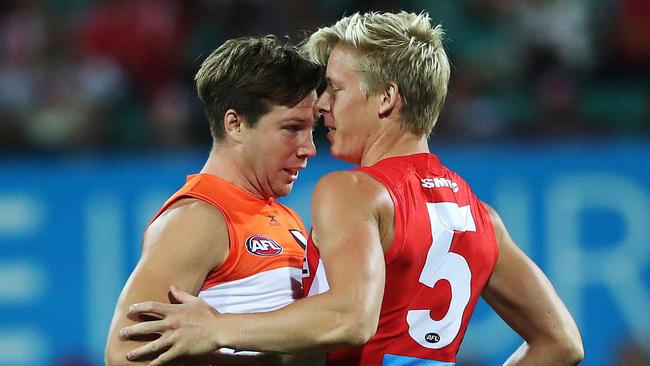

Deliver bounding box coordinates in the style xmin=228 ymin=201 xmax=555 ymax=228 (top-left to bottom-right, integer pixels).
xmin=126 ymin=301 xmax=174 ymax=321
xmin=126 ymin=336 xmax=175 ymax=362
xmin=120 ymin=318 xmax=172 ymax=341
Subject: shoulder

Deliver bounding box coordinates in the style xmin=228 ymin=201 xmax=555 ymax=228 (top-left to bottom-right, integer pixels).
xmin=144 ymin=198 xmax=229 ymax=257
xmin=313 ymin=170 xmax=390 ymax=207
xmin=311 ymin=171 xmax=394 ymax=234
xmin=479 ymin=200 xmax=506 ymax=245
xmin=151 ymin=198 xmax=226 ymax=231
xmin=314 ymin=170 xmax=387 ymax=196
xmin=479 ymin=201 xmax=501 ymax=225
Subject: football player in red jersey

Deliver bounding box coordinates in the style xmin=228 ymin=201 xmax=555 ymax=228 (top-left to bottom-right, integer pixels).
xmin=120 ymin=11 xmax=584 ymax=366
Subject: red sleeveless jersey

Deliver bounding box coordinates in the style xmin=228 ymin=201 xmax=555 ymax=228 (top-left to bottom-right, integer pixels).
xmin=303 ymin=154 xmax=499 ymax=365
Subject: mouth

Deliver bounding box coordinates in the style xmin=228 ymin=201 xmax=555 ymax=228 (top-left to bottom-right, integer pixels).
xmin=283 ymin=168 xmax=301 ymax=181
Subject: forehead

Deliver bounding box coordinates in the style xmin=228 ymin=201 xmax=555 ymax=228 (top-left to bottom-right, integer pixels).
xmin=263 ymin=90 xmax=318 ymax=121
xmin=326 ymin=45 xmax=360 ymax=82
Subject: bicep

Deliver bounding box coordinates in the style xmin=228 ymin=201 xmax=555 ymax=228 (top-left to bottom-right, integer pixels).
xmin=105 ymin=201 xmax=228 ymax=364
xmin=311 ymin=173 xmax=386 ymax=313
xmin=317 ymin=211 xmax=385 ymax=300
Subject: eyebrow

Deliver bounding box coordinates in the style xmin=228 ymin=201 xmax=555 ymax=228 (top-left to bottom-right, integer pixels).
xmin=285 ymin=116 xmax=317 ymax=125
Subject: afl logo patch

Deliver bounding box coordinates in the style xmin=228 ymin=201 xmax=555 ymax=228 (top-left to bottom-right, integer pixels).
xmin=245 ymin=235 xmax=283 ymax=256
xmin=425 ymin=333 xmax=440 ymax=343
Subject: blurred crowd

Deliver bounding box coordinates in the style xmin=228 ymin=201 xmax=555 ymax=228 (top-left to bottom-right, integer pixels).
xmin=0 ymin=0 xmax=648 ymax=152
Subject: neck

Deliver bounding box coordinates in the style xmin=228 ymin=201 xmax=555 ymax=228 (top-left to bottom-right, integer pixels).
xmin=360 ymin=123 xmax=430 ymax=167
xmin=200 ymin=144 xmax=268 ymax=200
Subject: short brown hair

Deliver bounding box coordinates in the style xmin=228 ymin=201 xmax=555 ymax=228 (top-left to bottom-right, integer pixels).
xmin=195 ymin=36 xmax=322 ymax=141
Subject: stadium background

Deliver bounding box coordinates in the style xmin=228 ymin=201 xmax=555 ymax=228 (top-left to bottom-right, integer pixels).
xmin=0 ymin=0 xmax=648 ymax=365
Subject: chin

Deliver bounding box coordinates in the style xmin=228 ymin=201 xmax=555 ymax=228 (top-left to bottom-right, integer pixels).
xmin=330 ymin=146 xmax=345 ymax=160
xmin=273 ymin=184 xmax=293 ymax=198
xmin=331 ymin=149 xmax=360 ymax=165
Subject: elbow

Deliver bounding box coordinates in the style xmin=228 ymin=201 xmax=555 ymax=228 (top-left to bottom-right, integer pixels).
xmin=546 ymin=340 xmax=583 ymax=365
xmin=571 ymin=347 xmax=585 ymax=365
xmin=104 ymin=344 xmax=129 ymax=366
xmin=104 ymin=352 xmax=119 ymax=366
xmin=558 ymin=323 xmax=584 ymax=364
xmin=546 ymin=327 xmax=585 ymax=365
xmin=332 ymin=311 xmax=378 ymax=347
xmin=316 ymin=292 xmax=382 ymax=348
xmin=342 ymin=320 xmax=377 ymax=347
xmin=104 ymin=350 xmax=121 ymax=366
xmin=562 ymin=337 xmax=585 ymax=365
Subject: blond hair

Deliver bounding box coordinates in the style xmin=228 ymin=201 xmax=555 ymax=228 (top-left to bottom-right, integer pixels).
xmin=303 ymin=11 xmax=450 ymax=136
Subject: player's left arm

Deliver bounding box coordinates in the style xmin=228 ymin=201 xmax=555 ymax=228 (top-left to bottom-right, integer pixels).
xmin=119 ymin=170 xmax=387 ymax=362
xmin=480 ymin=201 xmax=584 ymax=365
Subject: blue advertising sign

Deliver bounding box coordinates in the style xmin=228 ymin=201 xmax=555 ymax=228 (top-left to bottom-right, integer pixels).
xmin=0 ymin=141 xmax=648 ymax=365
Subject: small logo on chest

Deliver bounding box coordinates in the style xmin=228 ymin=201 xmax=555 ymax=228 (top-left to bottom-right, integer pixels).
xmin=245 ymin=235 xmax=283 ymax=256
xmin=266 ymin=215 xmax=281 ymax=226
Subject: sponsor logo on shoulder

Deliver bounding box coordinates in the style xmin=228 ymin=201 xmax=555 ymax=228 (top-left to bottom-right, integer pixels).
xmin=421 ymin=177 xmax=459 ymax=192
xmin=245 ymin=235 xmax=283 ymax=256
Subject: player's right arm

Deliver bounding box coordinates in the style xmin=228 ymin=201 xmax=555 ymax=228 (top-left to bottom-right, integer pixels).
xmin=210 ymin=170 xmax=388 ymax=352
xmin=480 ymin=202 xmax=584 ymax=365
xmin=104 ymin=198 xmax=229 ymax=366
xmin=115 ymin=170 xmax=388 ymax=364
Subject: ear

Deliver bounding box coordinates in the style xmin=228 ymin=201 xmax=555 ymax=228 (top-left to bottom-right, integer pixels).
xmin=223 ymin=109 xmax=244 ymax=142
xmin=378 ymin=82 xmax=400 ymax=118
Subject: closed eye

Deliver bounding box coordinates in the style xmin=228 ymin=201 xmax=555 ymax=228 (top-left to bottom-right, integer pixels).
xmin=284 ymin=125 xmax=302 ymax=132
xmin=325 ymin=84 xmax=341 ymax=93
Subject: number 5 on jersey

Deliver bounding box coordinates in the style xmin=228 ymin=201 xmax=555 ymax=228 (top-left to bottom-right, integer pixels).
xmin=407 ymin=202 xmax=476 ymax=349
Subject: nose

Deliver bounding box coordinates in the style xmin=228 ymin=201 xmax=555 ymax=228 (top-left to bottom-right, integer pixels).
xmin=315 ymin=91 xmax=331 ymax=116
xmin=297 ymin=129 xmax=317 ymax=159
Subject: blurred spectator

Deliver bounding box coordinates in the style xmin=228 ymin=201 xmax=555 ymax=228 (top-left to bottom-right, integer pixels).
xmin=0 ymin=1 xmax=47 ymax=149
xmin=441 ymin=62 xmax=511 ymax=140
xmin=613 ymin=0 xmax=650 ymax=74
xmin=146 ymin=81 xmax=196 ymax=148
xmin=0 ymin=0 xmax=648 ymax=152
xmin=450 ymin=0 xmax=521 ymax=86
xmin=530 ymin=66 xmax=591 ymax=137
xmin=79 ymin=0 xmax=188 ymax=96
xmin=514 ymin=0 xmax=594 ymax=72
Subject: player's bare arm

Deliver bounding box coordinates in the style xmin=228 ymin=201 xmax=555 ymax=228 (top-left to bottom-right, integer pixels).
xmin=104 ymin=198 xmax=229 ymax=366
xmin=480 ymin=202 xmax=584 ymax=365
xmin=118 ymin=170 xmax=391 ymax=363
